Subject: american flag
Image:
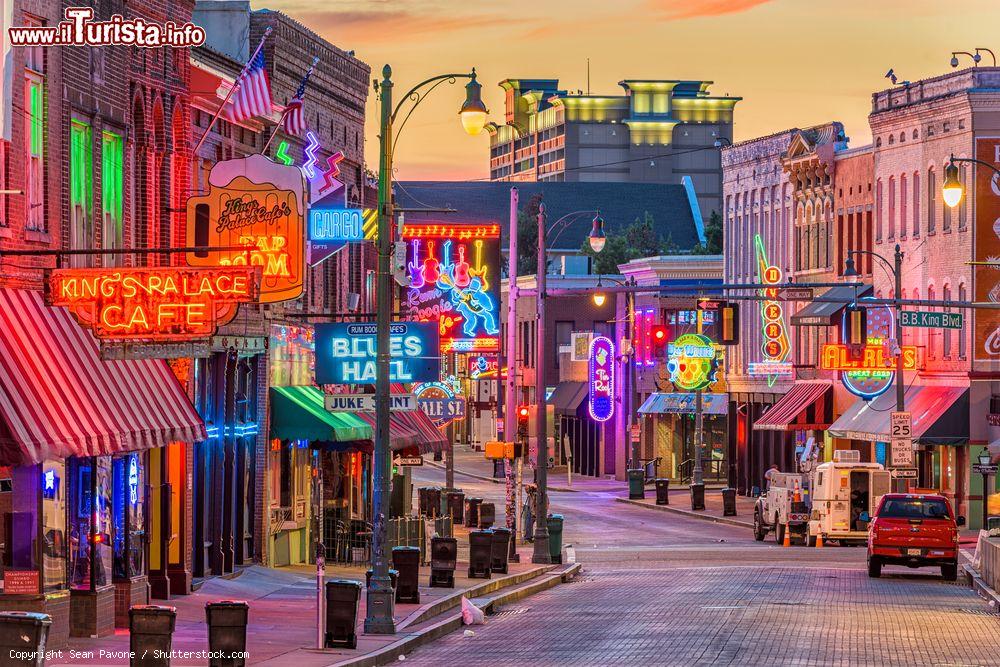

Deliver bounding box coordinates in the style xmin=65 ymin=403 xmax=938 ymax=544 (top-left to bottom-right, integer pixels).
xmin=283 ymin=58 xmax=318 ymax=136
xmin=226 ymin=50 xmax=271 ymax=122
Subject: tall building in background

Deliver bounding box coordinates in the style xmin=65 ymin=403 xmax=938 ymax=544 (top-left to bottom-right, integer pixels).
xmin=486 ymin=78 xmax=740 ymax=218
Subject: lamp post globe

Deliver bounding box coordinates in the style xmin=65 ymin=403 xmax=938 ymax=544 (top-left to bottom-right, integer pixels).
xmin=593 ymin=292 xmax=607 ymax=307
xmin=588 ymin=213 xmax=606 ymax=253
xmin=942 ymin=161 xmax=963 ymax=208
xmin=459 ymin=69 xmax=489 ymax=136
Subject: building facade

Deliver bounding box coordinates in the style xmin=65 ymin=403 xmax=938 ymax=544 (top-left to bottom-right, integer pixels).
xmin=487 ymin=78 xmax=740 ymax=218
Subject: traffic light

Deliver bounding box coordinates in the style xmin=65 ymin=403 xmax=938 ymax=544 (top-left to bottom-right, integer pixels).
xmin=718 ymin=302 xmax=740 ymax=345
xmin=845 ymin=305 xmax=867 ymax=351
xmin=516 ymin=405 xmax=530 ymax=438
xmin=650 ymin=325 xmax=669 ymax=356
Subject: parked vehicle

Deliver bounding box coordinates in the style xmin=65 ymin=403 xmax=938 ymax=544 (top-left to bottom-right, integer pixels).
xmin=808 ymin=451 xmax=891 ymax=546
xmin=866 ymin=493 xmax=965 ymax=580
xmin=753 ymin=471 xmax=810 ymax=544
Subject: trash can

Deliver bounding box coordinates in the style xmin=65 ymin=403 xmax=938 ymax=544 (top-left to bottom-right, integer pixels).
xmin=129 ymin=605 xmax=177 ymax=667
xmin=430 ymin=536 xmax=457 ymax=588
xmin=0 ymin=612 xmax=51 ymax=666
xmin=465 ymin=497 xmax=483 ymax=528
xmin=655 ymin=478 xmax=670 ymax=505
xmin=468 ymin=530 xmax=493 ymax=578
xmin=392 ymin=546 xmax=421 ymax=604
xmin=627 ymin=469 xmax=645 ymax=500
xmin=446 ymin=491 xmax=465 ymax=524
xmin=205 ymin=600 xmax=249 ymax=667
xmin=490 ymin=528 xmax=511 ymax=574
xmin=721 ymin=488 xmax=737 ymax=516
xmin=479 ymin=502 xmax=496 ymax=529
xmin=418 ymin=487 xmax=431 ymax=516
xmin=324 ymin=580 xmax=362 ymax=649
xmin=365 ymin=568 xmax=398 ymax=590
xmin=493 ymin=459 xmax=505 ymax=479
xmin=547 ymin=514 xmax=564 ymax=564
xmin=434 ymin=515 xmax=453 ymax=539
xmin=690 ymin=483 xmax=705 ymax=511
xmin=426 ymin=487 xmax=442 ymax=519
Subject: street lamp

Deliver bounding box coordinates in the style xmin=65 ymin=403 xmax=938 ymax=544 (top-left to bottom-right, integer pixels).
xmin=367 ymin=64 xmax=486 ymax=635
xmin=941 ymin=154 xmax=1000 ymax=210
xmin=714 ymin=136 xmax=732 ymax=149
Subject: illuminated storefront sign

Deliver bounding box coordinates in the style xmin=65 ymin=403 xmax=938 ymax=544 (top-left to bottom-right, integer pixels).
xmin=401 ymin=223 xmax=501 ymax=353
xmin=820 ymin=344 xmax=918 ymax=371
xmin=46 ymin=266 xmax=259 ymax=341
xmin=634 ymin=307 xmax=657 ymax=367
xmin=753 ymin=234 xmax=791 ymax=385
xmin=974 ymin=137 xmax=1000 ymax=363
xmin=413 ymin=379 xmax=466 ymax=427
xmin=667 ymin=333 xmax=718 ymax=392
xmin=314 ymin=322 xmax=440 ymax=385
xmin=468 ymin=353 xmax=499 ymax=380
xmin=309 ymin=207 xmax=365 ymax=243
xmin=747 ymin=361 xmax=794 ymax=377
xmin=186 ymin=154 xmax=305 ymax=303
xmin=588 ymin=335 xmax=615 ymax=422
xmin=828 ymin=300 xmax=915 ymax=399
xmin=127 ymin=455 xmax=139 ymax=506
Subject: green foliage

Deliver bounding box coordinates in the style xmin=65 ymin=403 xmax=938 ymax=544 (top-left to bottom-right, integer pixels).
xmin=691 ymin=210 xmax=723 ymax=255
xmin=515 ymin=193 xmax=543 ymax=276
xmin=580 ymin=211 xmax=685 ymax=274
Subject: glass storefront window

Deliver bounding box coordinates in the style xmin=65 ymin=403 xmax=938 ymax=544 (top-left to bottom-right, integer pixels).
xmin=69 ymin=456 xmax=113 ymax=590
xmin=41 ymin=460 xmax=67 ymax=591
xmin=112 ymin=453 xmax=145 ymax=580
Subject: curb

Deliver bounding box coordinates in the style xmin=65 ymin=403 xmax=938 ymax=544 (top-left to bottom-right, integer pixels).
xmin=614 ymin=496 xmax=754 ymax=529
xmin=424 ymin=460 xmax=578 ymax=493
xmin=332 ymin=562 xmax=581 ymax=666
xmin=963 ymin=563 xmax=1000 ymax=613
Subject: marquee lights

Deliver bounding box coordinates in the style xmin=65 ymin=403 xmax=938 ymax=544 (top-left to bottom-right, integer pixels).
xmin=834 ymin=299 xmax=913 ymax=399
xmin=753 ymin=234 xmax=791 ymax=386
xmin=820 ymin=344 xmax=918 ymax=371
xmin=667 ymin=332 xmax=718 ymax=392
xmin=634 ymin=307 xmax=658 ymax=367
xmin=588 ymin=335 xmax=615 ymax=422
xmin=47 ymin=266 xmax=259 ymax=341
xmin=402 ymin=223 xmax=501 ymax=240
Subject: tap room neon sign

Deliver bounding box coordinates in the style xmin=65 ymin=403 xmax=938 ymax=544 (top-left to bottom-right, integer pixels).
xmin=401 ymin=223 xmax=501 ymax=353
xmin=588 ymin=335 xmax=615 ymax=422
xmin=314 ymin=321 xmax=441 ymax=385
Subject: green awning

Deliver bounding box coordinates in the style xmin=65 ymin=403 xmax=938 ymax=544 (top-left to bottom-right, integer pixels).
xmin=270 ymin=386 xmax=373 ymax=443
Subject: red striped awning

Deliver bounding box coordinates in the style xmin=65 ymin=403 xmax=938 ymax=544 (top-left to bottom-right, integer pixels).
xmin=754 ymin=381 xmax=833 ymax=432
xmin=355 ymin=411 xmax=420 ymax=452
xmin=396 ymin=408 xmax=448 ymax=455
xmin=0 ymin=288 xmax=207 ymax=466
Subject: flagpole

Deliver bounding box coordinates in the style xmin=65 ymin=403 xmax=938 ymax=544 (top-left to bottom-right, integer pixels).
xmin=193 ymin=26 xmax=273 ymax=156
xmin=262 ymin=56 xmax=320 ymax=154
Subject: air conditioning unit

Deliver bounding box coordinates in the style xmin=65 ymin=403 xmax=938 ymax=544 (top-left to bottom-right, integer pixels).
xmin=833 ymin=450 xmax=862 ymax=463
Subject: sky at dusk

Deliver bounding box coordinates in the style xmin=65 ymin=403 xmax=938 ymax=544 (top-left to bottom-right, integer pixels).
xmin=260 ymin=0 xmax=1000 ymax=180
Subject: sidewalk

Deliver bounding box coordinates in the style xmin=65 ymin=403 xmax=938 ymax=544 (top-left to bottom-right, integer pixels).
xmin=616 ymin=487 xmax=756 ymax=529
xmin=52 ymin=539 xmax=564 ymax=666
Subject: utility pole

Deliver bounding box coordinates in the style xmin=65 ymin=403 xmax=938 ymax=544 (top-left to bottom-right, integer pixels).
xmin=894 ymin=244 xmax=906 ymax=492
xmin=505 ymin=187 xmax=520 ymax=556
xmin=691 ymin=307 xmax=706 ymax=510
xmin=532 ymin=202 xmax=552 ymax=564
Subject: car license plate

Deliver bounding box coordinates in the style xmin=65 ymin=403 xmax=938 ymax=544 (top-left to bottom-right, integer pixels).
xmin=906 ymin=548 xmax=922 ymax=556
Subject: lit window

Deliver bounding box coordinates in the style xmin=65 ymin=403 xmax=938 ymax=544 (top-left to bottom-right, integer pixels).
xmin=24 ymin=74 xmax=44 ymax=231
xmin=70 ymin=120 xmax=93 ymax=266
xmin=101 ymin=131 xmax=124 ymax=263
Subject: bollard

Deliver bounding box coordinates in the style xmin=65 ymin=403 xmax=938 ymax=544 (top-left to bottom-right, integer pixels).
xmin=468 ymin=530 xmax=494 ymax=578
xmin=655 ymin=478 xmax=670 ymax=505
xmin=446 ymin=491 xmax=465 ymax=524
xmin=721 ymin=488 xmax=737 ymax=516
xmin=0 ymin=612 xmax=51 ymax=667
xmin=490 ymin=528 xmax=511 ymax=574
xmin=392 ymin=546 xmax=421 ymax=604
xmin=690 ymin=483 xmax=705 ymax=511
xmin=430 ymin=536 xmax=457 ymax=588
xmin=324 ymin=580 xmax=362 ymax=649
xmin=205 ymin=600 xmax=249 ymax=667
xmin=627 ymin=469 xmax=645 ymax=500
xmin=129 ymin=605 xmax=177 ymax=667
xmin=365 ymin=568 xmax=398 ymax=590
xmin=479 ymin=502 xmax=496 ymax=529
xmin=465 ymin=498 xmax=483 ymax=528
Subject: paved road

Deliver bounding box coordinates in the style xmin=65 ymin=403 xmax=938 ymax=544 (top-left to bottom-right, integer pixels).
xmin=407 ymin=462 xmax=1000 ymax=666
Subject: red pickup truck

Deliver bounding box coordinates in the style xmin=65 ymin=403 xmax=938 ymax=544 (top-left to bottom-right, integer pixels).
xmin=867 ymin=493 xmax=965 ymax=581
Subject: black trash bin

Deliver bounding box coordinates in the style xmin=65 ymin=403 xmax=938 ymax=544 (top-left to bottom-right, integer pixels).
xmin=0 ymin=612 xmax=51 ymax=666
xmin=655 ymin=478 xmax=670 ymax=505
xmin=365 ymin=568 xmax=398 ymax=590
xmin=493 ymin=459 xmax=506 ymax=479
xmin=426 ymin=487 xmax=442 ymax=519
xmin=446 ymin=491 xmax=465 ymax=524
xmin=490 ymin=528 xmax=511 ymax=574
xmin=392 ymin=546 xmax=421 ymax=604
xmin=417 ymin=487 xmax=429 ymax=516
xmin=468 ymin=530 xmax=493 ymax=578
xmin=479 ymin=502 xmax=496 ymax=529
xmin=129 ymin=605 xmax=177 ymax=667
xmin=690 ymin=483 xmax=706 ymax=511
xmin=430 ymin=536 xmax=457 ymax=588
xmin=325 ymin=580 xmax=363 ymax=649
xmin=547 ymin=514 xmax=564 ymax=564
xmin=721 ymin=488 xmax=737 ymax=516
xmin=205 ymin=600 xmax=249 ymax=667
xmin=465 ymin=497 xmax=483 ymax=528
xmin=627 ymin=468 xmax=645 ymax=499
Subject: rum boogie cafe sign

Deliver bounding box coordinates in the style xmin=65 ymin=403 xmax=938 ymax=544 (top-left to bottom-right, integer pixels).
xmin=46 ymin=266 xmax=259 ymax=340
xmin=314 ymin=322 xmax=440 ymax=385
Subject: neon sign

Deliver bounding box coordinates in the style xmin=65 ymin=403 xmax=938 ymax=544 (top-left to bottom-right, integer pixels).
xmin=747 ymin=361 xmax=794 ymax=377
xmin=309 ymin=207 xmax=365 ymax=243
xmin=820 ymin=344 xmax=918 ymax=372
xmin=833 ymin=299 xmax=912 ymax=399
xmin=402 ymin=223 xmax=500 ymax=353
xmin=302 ymin=131 xmax=320 ymax=179
xmin=753 ymin=234 xmax=791 ymax=386
xmin=186 ymin=154 xmax=305 ymax=304
xmin=588 ymin=335 xmax=615 ymax=422
xmin=413 ymin=379 xmax=466 ymax=427
xmin=634 ymin=307 xmax=657 ymax=367
xmin=127 ymin=455 xmax=139 ymax=506
xmin=468 ymin=354 xmax=499 ymax=380
xmin=667 ymin=333 xmax=718 ymax=392
xmin=47 ymin=266 xmax=259 ymax=340
xmin=314 ymin=321 xmax=441 ymax=384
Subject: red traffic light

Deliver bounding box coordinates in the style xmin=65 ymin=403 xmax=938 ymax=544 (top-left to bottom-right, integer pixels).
xmin=517 ymin=405 xmax=530 ymax=421
xmin=650 ymin=325 xmax=669 ymax=352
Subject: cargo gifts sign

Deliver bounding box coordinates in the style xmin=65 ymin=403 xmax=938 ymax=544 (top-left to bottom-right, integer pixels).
xmin=186 ymin=154 xmax=305 ymax=303
xmin=314 ymin=322 xmax=440 ymax=384
xmin=975 ymin=138 xmax=1000 ymax=363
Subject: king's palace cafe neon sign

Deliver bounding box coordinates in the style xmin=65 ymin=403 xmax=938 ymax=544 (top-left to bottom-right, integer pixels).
xmin=46 ymin=266 xmax=260 ymax=340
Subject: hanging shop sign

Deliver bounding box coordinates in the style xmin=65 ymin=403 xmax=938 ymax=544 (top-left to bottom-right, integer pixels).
xmin=633 ymin=307 xmax=657 ymax=367
xmin=100 ymin=340 xmax=212 ymax=361
xmin=747 ymin=361 xmax=794 ymax=377
xmin=828 ymin=299 xmax=916 ymax=399
xmin=753 ymin=234 xmax=791 ymax=386
xmin=468 ymin=353 xmax=499 ymax=380
xmin=588 ymin=335 xmax=615 ymax=422
xmin=185 ymin=154 xmax=305 ymax=303
xmin=401 ymin=223 xmax=501 ymax=353
xmin=974 ymin=137 xmax=1000 ymax=364
xmin=413 ymin=380 xmax=466 ymax=427
xmin=46 ymin=266 xmax=259 ymax=341
xmin=666 ymin=333 xmax=718 ymax=392
xmin=309 ymin=206 xmax=364 ymax=243
xmin=314 ymin=321 xmax=440 ymax=385
xmin=324 ymin=394 xmax=417 ymax=412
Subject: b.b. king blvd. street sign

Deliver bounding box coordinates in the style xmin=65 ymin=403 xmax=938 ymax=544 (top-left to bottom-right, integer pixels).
xmin=900 ymin=310 xmax=963 ymax=330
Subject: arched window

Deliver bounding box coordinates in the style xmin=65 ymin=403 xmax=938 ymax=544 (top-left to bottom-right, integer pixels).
xmin=959 ymin=284 xmax=968 ymax=359
xmin=875 ymin=179 xmax=883 ymax=241
xmin=900 ymin=174 xmax=908 ymax=237
xmin=912 ymin=171 xmax=920 ymax=237
xmin=943 ymin=284 xmax=952 ymax=358
xmin=888 ymin=176 xmax=896 ymax=239
xmin=927 ymin=285 xmax=936 ymax=359
xmin=927 ymin=167 xmax=936 ymax=234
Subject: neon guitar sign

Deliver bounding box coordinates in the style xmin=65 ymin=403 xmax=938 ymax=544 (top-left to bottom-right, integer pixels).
xmin=402 ymin=223 xmax=501 ymax=353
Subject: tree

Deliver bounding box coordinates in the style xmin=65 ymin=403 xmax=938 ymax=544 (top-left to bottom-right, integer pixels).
xmin=691 ymin=211 xmax=723 ymax=255
xmin=515 ymin=193 xmax=543 ymax=276
xmin=581 ymin=211 xmax=680 ymax=273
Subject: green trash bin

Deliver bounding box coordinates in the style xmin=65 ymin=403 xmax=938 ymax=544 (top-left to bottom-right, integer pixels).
xmin=546 ymin=514 xmax=564 ymax=564
xmin=627 ymin=469 xmax=645 ymax=500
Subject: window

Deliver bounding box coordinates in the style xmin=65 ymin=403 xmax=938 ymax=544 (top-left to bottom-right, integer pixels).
xmin=899 ymin=174 xmax=907 ymax=237
xmin=927 ymin=168 xmax=936 ymax=234
xmin=912 ymin=171 xmax=920 ymax=237
xmin=279 ymin=443 xmax=292 ymax=508
xmin=25 ymin=73 xmax=44 ymax=231
xmin=70 ymin=120 xmax=93 ymax=266
xmin=554 ymin=321 xmax=574 ymax=368
xmin=942 ymin=285 xmax=952 ymax=358
xmin=959 ymin=284 xmax=968 ymax=359
xmin=111 ymin=453 xmax=144 ymax=580
xmin=927 ymin=286 xmax=936 ymax=359
xmin=875 ymin=179 xmax=883 ymax=241
xmin=68 ymin=456 xmax=113 ymax=591
xmin=101 ymin=132 xmax=124 ymax=262
xmin=888 ymin=177 xmax=895 ymax=239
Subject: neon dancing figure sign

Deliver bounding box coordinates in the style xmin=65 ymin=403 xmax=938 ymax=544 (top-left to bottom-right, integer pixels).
xmin=402 ymin=223 xmax=501 ymax=353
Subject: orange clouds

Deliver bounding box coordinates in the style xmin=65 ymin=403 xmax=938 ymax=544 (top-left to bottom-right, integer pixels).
xmin=646 ymin=0 xmax=773 ymax=19
xmin=296 ymin=8 xmax=510 ymax=44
